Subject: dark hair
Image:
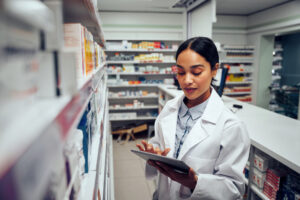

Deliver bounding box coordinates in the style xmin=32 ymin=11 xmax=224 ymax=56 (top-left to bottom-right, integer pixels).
xmin=175 ymin=37 xmax=219 ymax=70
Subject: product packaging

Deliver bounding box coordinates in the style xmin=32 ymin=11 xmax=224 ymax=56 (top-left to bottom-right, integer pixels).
xmin=44 ymin=0 xmax=64 ymax=50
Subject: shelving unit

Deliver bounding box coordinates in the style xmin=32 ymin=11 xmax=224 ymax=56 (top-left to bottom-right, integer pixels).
xmin=105 ymin=39 xmax=180 ymax=131
xmin=108 ymin=95 xmax=158 ymax=100
xmin=0 ymin=1 xmax=113 ymax=200
xmin=220 ymin=45 xmax=255 ymax=103
xmin=106 ymin=61 xmax=176 ymax=64
xmin=107 ymin=84 xmax=160 ymax=88
xmin=110 ymin=116 xmax=157 ymax=122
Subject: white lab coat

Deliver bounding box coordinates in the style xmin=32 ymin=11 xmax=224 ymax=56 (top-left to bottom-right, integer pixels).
xmin=146 ymin=88 xmax=250 ymax=200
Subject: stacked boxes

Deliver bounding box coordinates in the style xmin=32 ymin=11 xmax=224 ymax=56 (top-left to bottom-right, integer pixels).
xmin=251 ymin=153 xmax=269 ymax=189
xmin=263 ymin=169 xmax=285 ymax=199
xmin=64 ymin=23 xmax=105 ymax=85
xmin=106 ymin=40 xmax=178 ymax=50
xmin=64 ymin=23 xmax=86 ymax=81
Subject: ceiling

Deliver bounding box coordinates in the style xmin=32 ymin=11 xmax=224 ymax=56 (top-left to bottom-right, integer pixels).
xmin=98 ymin=0 xmax=292 ymax=16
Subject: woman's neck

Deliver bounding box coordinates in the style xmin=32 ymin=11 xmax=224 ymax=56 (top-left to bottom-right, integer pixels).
xmin=184 ymin=88 xmax=211 ymax=108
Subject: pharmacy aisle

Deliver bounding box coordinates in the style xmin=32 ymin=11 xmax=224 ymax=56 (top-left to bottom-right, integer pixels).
xmin=113 ymin=136 xmax=156 ymax=200
xmin=0 ymin=1 xmax=113 ymax=200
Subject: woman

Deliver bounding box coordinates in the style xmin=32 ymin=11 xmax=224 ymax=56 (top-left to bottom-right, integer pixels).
xmin=137 ymin=37 xmax=250 ymax=199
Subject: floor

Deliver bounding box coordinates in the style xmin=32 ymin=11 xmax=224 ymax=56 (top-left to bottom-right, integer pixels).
xmin=113 ymin=134 xmax=156 ymax=200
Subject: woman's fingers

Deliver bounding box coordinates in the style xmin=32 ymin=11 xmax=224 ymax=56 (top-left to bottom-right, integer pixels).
xmin=189 ymin=168 xmax=198 ymax=182
xmin=136 ymin=144 xmax=144 ymax=151
xmin=147 ymin=143 xmax=154 ymax=152
xmin=188 ymin=168 xmax=196 ymax=177
xmin=141 ymin=140 xmax=148 ymax=150
xmin=137 ymin=141 xmax=170 ymax=155
xmin=162 ymin=148 xmax=171 ymax=156
xmin=154 ymin=147 xmax=160 ymax=155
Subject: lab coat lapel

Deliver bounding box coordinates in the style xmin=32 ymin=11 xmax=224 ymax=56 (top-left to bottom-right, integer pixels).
xmin=177 ymin=119 xmax=209 ymax=160
xmin=159 ymin=94 xmax=184 ymax=157
xmin=160 ymin=110 xmax=177 ymax=156
xmin=177 ymin=89 xmax=223 ymax=160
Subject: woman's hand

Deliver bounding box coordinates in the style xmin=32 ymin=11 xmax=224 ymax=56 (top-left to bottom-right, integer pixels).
xmin=149 ymin=161 xmax=198 ymax=190
xmin=136 ymin=140 xmax=197 ymax=190
xmin=136 ymin=140 xmax=170 ymax=156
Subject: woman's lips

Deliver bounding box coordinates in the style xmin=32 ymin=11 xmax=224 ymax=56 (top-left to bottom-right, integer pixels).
xmin=184 ymin=88 xmax=197 ymax=94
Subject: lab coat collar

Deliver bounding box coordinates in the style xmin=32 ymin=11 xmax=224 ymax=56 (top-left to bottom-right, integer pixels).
xmin=160 ymin=88 xmax=224 ymax=159
xmin=168 ymin=88 xmax=222 ymax=124
xmin=177 ymin=88 xmax=224 ymax=159
xmin=201 ymin=88 xmax=223 ymax=124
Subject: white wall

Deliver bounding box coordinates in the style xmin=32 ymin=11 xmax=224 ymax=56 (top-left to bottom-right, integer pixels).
xmin=212 ymin=15 xmax=247 ymax=45
xmin=246 ymin=1 xmax=300 ymax=107
xmin=247 ymin=1 xmax=300 ymax=36
xmin=99 ymin=11 xmax=184 ymax=41
xmin=189 ymin=1 xmax=214 ymax=38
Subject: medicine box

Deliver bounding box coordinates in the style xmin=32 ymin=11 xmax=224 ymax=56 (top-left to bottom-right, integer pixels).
xmin=64 ymin=23 xmax=86 ymax=82
xmin=44 ymin=0 xmax=64 ymax=50
xmin=252 ymin=168 xmax=266 ymax=189
xmin=254 ymin=153 xmax=269 ymax=172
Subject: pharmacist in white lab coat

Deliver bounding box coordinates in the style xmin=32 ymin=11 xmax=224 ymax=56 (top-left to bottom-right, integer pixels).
xmin=137 ymin=37 xmax=250 ymax=200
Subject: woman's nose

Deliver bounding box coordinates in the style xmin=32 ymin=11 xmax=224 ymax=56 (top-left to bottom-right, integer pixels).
xmin=184 ymin=73 xmax=193 ymax=84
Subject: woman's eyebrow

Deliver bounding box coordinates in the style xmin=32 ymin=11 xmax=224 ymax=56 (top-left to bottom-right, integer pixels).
xmin=190 ymin=64 xmax=205 ymax=69
xmin=176 ymin=64 xmax=204 ymax=69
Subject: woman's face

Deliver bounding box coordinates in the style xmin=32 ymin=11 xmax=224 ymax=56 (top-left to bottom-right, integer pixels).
xmin=176 ymin=49 xmax=218 ymax=104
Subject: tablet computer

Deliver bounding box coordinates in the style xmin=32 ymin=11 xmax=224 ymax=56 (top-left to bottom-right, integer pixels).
xmin=131 ymin=150 xmax=190 ymax=174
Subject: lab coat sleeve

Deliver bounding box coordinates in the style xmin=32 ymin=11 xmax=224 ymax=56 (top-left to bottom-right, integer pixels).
xmin=190 ymin=121 xmax=250 ymax=200
xmin=145 ymin=117 xmax=162 ymax=179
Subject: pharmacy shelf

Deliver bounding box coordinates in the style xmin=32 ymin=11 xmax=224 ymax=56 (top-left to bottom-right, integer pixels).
xmin=220 ymin=49 xmax=254 ymax=53
xmin=250 ymin=185 xmax=269 ymax=200
xmin=110 ymin=116 xmax=156 ymax=121
xmin=108 ymin=84 xmax=160 ymax=88
xmin=228 ymin=71 xmax=253 ymax=74
xmin=79 ymin=171 xmax=97 ymax=200
xmin=63 ymin=0 xmax=105 ymax=46
xmin=105 ymin=49 xmax=177 ymax=53
xmin=274 ymin=47 xmax=283 ymax=52
xmin=109 ymin=105 xmax=158 ymax=111
xmin=0 ymin=67 xmax=105 ymax=177
xmin=108 ymin=72 xmax=175 ymax=76
xmin=224 ymin=92 xmax=252 ymax=95
xmin=79 ymin=97 xmax=108 ymax=200
xmin=97 ymin=105 xmax=109 ymax=200
xmin=226 ymin=81 xmax=252 ymax=85
xmin=273 ymin=56 xmax=283 ymax=62
xmin=1 ymin=0 xmax=54 ymax=30
xmin=106 ymin=60 xmax=176 ymax=64
xmin=223 ymin=45 xmax=255 ymax=50
xmin=0 ymin=96 xmax=69 ymax=178
xmin=272 ymin=65 xmax=282 ymax=70
xmin=221 ymin=59 xmax=254 ymax=63
xmin=63 ymin=166 xmax=79 ymax=200
xmin=78 ymin=63 xmax=106 ymax=90
xmin=108 ymin=95 xmax=158 ymax=100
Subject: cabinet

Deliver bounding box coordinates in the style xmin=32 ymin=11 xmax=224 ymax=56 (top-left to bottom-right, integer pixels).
xmin=219 ymin=45 xmax=255 ymax=103
xmin=105 ymin=40 xmax=179 ymax=130
xmin=0 ymin=1 xmax=113 ymax=200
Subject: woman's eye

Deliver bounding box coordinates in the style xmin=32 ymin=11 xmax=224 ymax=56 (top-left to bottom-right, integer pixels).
xmin=192 ymin=72 xmax=202 ymax=76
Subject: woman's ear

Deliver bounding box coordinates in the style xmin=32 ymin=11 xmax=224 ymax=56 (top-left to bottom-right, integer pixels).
xmin=212 ymin=63 xmax=219 ymax=77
